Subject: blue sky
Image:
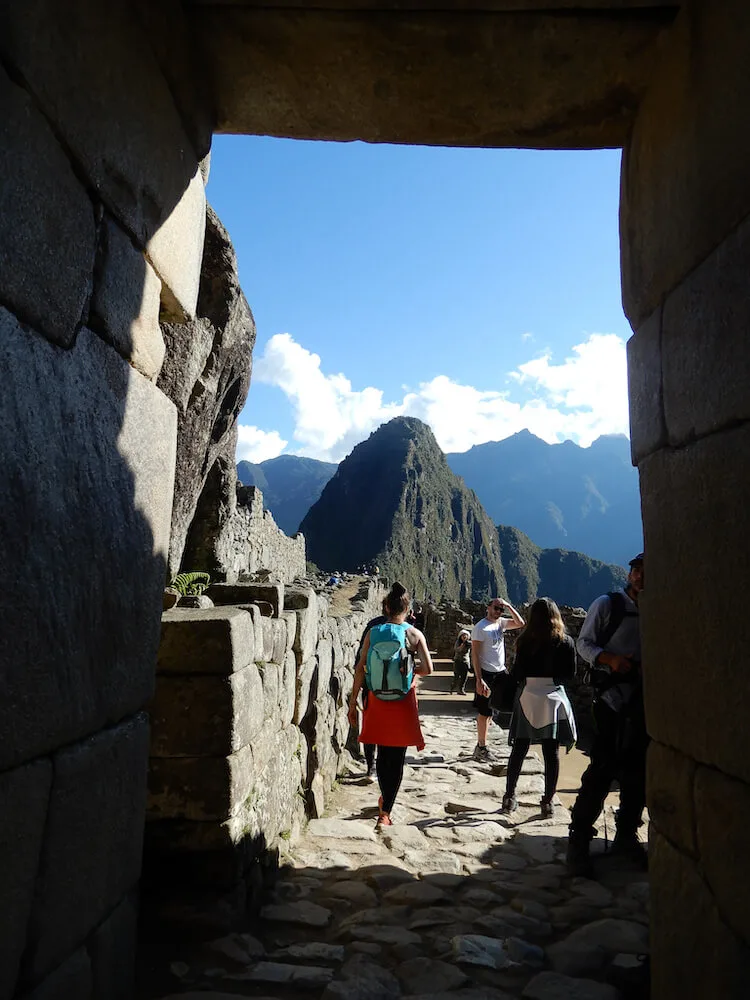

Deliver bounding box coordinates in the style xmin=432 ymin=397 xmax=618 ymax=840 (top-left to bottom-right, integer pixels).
xmin=207 ymin=137 xmax=631 ymax=464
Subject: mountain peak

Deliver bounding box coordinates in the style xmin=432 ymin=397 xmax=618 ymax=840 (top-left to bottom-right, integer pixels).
xmin=300 ymin=417 xmax=505 ymax=601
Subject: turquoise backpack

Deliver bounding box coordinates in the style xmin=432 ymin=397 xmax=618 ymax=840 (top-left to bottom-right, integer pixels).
xmin=366 ymin=622 xmax=414 ymax=701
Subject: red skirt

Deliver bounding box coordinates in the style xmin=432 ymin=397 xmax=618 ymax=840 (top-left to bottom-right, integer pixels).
xmin=359 ymin=686 xmax=425 ymax=750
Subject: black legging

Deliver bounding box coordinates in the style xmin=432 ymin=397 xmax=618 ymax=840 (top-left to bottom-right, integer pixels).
xmin=376 ymin=745 xmax=407 ymax=813
xmin=506 ymin=738 xmax=559 ymax=802
xmin=364 ymin=743 xmax=376 ymax=770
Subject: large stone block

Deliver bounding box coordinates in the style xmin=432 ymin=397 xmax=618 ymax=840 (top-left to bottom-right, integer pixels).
xmin=646 ymin=741 xmax=696 ymax=857
xmin=0 ymin=759 xmax=52 ymax=1000
xmin=132 ymin=0 xmax=214 ymax=160
xmin=639 ymin=425 xmax=750 ymax=783
xmin=191 ymin=5 xmax=670 ymax=147
xmin=90 ymin=215 xmax=165 ymax=380
xmin=148 ymin=745 xmax=254 ymax=822
xmin=272 ymin=618 xmax=289 ymax=666
xmin=150 ymin=663 xmax=264 ymax=757
xmin=0 ymin=316 xmax=176 ymax=771
xmin=26 ymin=715 xmax=149 ymax=981
xmin=207 ymin=582 xmax=284 ymax=617
xmin=0 ymin=0 xmax=202 ymax=295
xmin=621 ymin=1 xmax=750 ymax=325
xmin=280 ymin=651 xmax=297 ymax=727
xmin=25 ymin=948 xmax=92 ymax=1000
xmin=661 ymin=210 xmax=750 ymax=447
xmin=627 ymin=306 xmax=666 ymax=465
xmin=0 ymin=65 xmax=95 ymax=347
xmin=294 ymin=657 xmax=319 ymax=727
xmin=146 ymin=168 xmax=206 ymax=320
xmin=258 ymin=661 xmax=281 ymax=721
xmin=158 ymin=608 xmax=254 ymax=676
xmin=650 ymin=830 xmax=750 ymax=999
xmin=695 ymin=765 xmax=750 ymax=944
xmin=89 ymin=891 xmax=137 ymax=1000
xmin=238 ymin=726 xmax=303 ymax=846
xmin=317 ymin=637 xmax=334 ymax=697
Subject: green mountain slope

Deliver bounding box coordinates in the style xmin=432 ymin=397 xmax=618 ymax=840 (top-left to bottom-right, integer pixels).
xmin=237 ymin=455 xmax=337 ymax=535
xmin=300 ymin=417 xmax=506 ymax=602
xmin=497 ymin=524 xmax=627 ymax=608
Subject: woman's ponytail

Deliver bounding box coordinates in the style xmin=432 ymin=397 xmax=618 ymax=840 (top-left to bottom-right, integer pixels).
xmin=385 ymin=581 xmax=410 ymax=615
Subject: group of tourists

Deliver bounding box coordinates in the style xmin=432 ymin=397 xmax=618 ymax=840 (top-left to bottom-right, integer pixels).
xmin=347 ymin=553 xmax=647 ymax=876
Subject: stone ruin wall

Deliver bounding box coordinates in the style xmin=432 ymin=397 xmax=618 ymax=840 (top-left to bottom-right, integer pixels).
xmin=144 ymin=577 xmax=383 ymax=926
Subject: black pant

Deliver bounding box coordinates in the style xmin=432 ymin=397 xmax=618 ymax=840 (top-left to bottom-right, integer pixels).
xmin=569 ymin=697 xmax=649 ymax=840
xmin=451 ymin=659 xmax=469 ymax=692
xmin=376 ymin=745 xmax=407 ymax=813
xmin=506 ymin=739 xmax=560 ymax=802
xmin=364 ymin=743 xmax=376 ymax=770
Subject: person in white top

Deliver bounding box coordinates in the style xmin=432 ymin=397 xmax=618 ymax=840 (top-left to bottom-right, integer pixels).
xmin=471 ymin=597 xmax=525 ymax=762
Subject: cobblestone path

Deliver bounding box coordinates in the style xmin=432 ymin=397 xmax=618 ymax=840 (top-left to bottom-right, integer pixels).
xmin=158 ymin=714 xmax=649 ymax=1000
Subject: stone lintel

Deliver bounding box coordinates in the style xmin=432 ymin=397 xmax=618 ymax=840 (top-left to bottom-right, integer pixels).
xmin=188 ymin=6 xmax=675 ymax=148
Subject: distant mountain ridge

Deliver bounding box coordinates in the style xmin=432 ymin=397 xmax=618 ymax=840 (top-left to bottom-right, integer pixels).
xmin=237 ymin=455 xmax=337 ymax=535
xmin=300 ymin=417 xmax=506 ymax=602
xmin=447 ymin=430 xmax=642 ymax=567
xmin=497 ymin=524 xmax=627 ymax=609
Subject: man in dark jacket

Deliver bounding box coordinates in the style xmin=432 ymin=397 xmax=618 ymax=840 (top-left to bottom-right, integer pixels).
xmin=567 ymin=553 xmax=647 ymax=877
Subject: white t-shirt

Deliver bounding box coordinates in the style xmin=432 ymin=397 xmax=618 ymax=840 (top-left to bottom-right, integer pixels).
xmin=471 ymin=617 xmax=507 ymax=674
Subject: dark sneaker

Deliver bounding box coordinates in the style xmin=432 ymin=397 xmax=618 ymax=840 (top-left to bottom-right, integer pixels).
xmin=540 ymin=799 xmax=554 ymax=819
xmin=612 ymin=834 xmax=649 ymax=869
xmin=566 ymin=836 xmax=594 ymax=879
xmin=473 ymin=743 xmax=491 ymax=763
xmin=501 ymin=794 xmax=518 ymax=814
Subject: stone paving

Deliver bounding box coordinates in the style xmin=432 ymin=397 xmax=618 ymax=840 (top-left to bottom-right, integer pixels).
xmin=157 ymin=715 xmax=650 ymax=1000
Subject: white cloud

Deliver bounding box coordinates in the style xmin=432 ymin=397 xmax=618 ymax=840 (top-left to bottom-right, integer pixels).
xmin=246 ymin=330 xmax=629 ymax=461
xmin=236 ymin=424 xmax=287 ymax=463
xmin=254 ymin=333 xmax=402 ymax=461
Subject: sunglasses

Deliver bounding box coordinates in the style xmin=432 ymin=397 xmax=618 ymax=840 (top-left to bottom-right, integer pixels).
xmin=490 ymin=603 xmax=504 ymax=611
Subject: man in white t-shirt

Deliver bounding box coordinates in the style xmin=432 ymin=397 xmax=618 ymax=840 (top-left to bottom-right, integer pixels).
xmin=471 ymin=597 xmax=525 ymax=762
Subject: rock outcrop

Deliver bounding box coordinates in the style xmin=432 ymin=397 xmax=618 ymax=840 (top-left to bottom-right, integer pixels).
xmin=157 ymin=204 xmax=256 ymax=577
xmin=300 ymin=417 xmax=506 ymax=602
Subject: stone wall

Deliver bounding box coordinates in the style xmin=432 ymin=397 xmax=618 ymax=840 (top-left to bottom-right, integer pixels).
xmin=622 ymin=3 xmax=750 ymax=995
xmin=144 ymin=577 xmax=383 ymax=926
xmin=0 ymin=2 xmax=212 ymax=997
xmin=184 ymin=479 xmax=307 ymax=585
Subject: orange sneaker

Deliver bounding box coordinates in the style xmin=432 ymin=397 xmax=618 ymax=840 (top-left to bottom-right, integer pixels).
xmin=376 ymin=796 xmax=393 ymax=827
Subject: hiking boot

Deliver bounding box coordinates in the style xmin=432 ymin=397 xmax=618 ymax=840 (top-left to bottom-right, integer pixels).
xmin=473 ymin=743 xmax=492 ymax=763
xmin=612 ymin=832 xmax=649 ymax=869
xmin=540 ymin=798 xmax=554 ymax=819
xmin=501 ymin=794 xmax=518 ymax=814
xmin=566 ymin=835 xmax=594 ymax=879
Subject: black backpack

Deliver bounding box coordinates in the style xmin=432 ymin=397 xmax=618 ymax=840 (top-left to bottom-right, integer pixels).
xmin=584 ymin=591 xmax=637 ymax=692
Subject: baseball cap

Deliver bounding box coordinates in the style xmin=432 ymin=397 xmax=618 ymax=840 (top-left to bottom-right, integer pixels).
xmin=629 ymin=552 xmax=644 ymax=566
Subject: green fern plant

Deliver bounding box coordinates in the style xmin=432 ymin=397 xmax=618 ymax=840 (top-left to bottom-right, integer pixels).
xmin=171 ymin=571 xmax=211 ymax=596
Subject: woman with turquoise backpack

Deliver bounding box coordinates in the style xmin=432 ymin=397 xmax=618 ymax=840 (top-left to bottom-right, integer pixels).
xmin=348 ymin=581 xmax=434 ymax=827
